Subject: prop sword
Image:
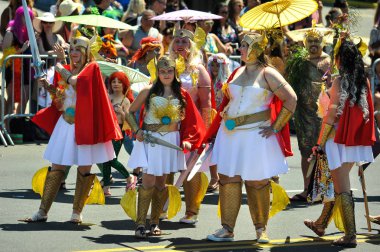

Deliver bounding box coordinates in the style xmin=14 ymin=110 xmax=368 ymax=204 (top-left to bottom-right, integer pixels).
xmin=143 ymin=130 xmax=183 ymax=151
xmin=22 ymin=0 xmax=45 ymax=78
xmin=359 ymin=165 xmax=372 ymax=232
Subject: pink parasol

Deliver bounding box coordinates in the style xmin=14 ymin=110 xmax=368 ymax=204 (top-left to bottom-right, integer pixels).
xmin=151 ymin=9 xmax=222 ymax=22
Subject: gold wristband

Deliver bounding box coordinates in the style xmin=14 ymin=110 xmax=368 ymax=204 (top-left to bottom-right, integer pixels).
xmin=124 ymin=112 xmax=139 ymax=133
xmin=57 ymin=67 xmax=72 ymax=83
xmin=317 ymin=123 xmax=334 ymax=147
xmin=272 ymin=107 xmax=293 ymax=132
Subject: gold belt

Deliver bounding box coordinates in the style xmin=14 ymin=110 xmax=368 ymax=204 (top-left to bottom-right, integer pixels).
xmin=143 ymin=123 xmax=179 ymax=132
xmin=223 ymin=110 xmax=271 ymax=130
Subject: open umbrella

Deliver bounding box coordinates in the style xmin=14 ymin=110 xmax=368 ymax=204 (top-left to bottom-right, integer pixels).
xmin=56 ymin=14 xmax=136 ymax=30
xmin=151 ymin=9 xmax=222 ymax=22
xmin=240 ymin=0 xmax=318 ymax=30
xmin=97 ymin=61 xmax=149 ymax=93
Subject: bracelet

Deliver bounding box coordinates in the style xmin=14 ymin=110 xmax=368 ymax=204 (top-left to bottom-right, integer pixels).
xmin=272 ymin=128 xmax=279 ymax=134
xmin=66 ymin=74 xmax=72 ymax=84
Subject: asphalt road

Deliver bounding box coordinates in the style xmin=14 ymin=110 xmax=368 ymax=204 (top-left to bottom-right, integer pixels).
xmin=0 ymin=136 xmax=380 ymax=252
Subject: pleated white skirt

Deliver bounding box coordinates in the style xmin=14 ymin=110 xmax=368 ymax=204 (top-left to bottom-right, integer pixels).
xmin=211 ymin=121 xmax=288 ymax=181
xmin=325 ymin=139 xmax=374 ymax=170
xmin=128 ymin=131 xmax=186 ymax=176
xmin=44 ymin=116 xmax=115 ymax=166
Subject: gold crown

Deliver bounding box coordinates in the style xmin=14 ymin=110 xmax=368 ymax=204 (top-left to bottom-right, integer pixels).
xmin=305 ymin=28 xmax=323 ymax=39
xmin=157 ymin=56 xmax=175 ymax=69
xmin=174 ymin=29 xmax=194 ymax=40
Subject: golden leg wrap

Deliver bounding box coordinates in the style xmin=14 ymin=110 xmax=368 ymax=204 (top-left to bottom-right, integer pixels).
xmin=220 ymin=182 xmax=242 ymax=232
xmin=183 ymin=172 xmax=202 ymax=215
xmin=150 ymin=187 xmax=167 ymax=225
xmin=304 ymin=201 xmax=334 ymax=237
xmin=332 ymin=192 xmax=357 ymax=247
xmin=39 ymin=170 xmax=65 ymax=214
xmin=73 ymin=170 xmax=96 ymax=213
xmin=246 ymin=183 xmax=270 ymax=230
xmin=136 ymin=186 xmax=154 ymax=226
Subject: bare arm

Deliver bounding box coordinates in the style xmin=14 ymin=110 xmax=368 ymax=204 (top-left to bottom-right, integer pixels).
xmin=264 ymin=67 xmax=297 ymax=112
xmin=322 ymin=77 xmax=340 ymax=125
xmin=197 ymin=64 xmax=212 ymax=109
xmin=129 ymin=87 xmax=150 ymax=113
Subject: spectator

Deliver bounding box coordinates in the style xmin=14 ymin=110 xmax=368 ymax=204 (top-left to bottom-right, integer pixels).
xmin=120 ymin=10 xmax=162 ymax=59
xmin=240 ymin=0 xmax=260 ymax=16
xmin=325 ymin=7 xmax=343 ymax=27
xmin=121 ymin=0 xmax=146 ymax=26
xmin=58 ymin=0 xmax=82 ymax=42
xmin=166 ymin=0 xmax=187 ymax=12
xmin=162 ymin=26 xmax=174 ymax=54
xmin=148 ymin=0 xmax=167 ymax=31
xmin=212 ymin=2 xmax=240 ymax=51
xmin=333 ymin=0 xmax=348 ymax=14
xmin=1 ymin=0 xmax=37 ymax=38
xmin=228 ymin=0 xmax=244 ymax=33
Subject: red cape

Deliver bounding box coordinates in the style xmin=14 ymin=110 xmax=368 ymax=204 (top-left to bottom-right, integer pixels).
xmin=334 ymin=83 xmax=375 ymax=146
xmin=32 ymin=62 xmax=122 ymax=145
xmin=202 ymin=67 xmax=293 ymax=157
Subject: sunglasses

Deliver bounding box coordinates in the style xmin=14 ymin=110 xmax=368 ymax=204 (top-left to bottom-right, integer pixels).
xmin=41 ymin=21 xmax=55 ymax=24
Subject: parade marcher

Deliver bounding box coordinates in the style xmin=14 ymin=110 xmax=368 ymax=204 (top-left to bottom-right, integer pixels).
xmin=286 ymin=27 xmax=331 ymax=202
xmin=168 ymin=28 xmax=212 ymax=224
xmin=206 ymin=53 xmax=231 ymax=192
xmin=101 ymin=72 xmax=137 ymax=196
xmin=125 ymin=56 xmax=206 ymax=238
xmin=26 ymin=36 xmax=122 ymax=223
xmin=305 ymin=35 xmax=375 ymax=248
xmin=205 ymin=33 xmax=296 ymax=243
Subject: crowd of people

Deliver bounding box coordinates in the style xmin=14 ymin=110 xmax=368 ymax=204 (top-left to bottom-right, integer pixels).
xmin=1 ymin=0 xmax=380 ymax=248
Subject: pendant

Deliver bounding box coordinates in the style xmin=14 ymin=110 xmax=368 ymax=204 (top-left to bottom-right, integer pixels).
xmin=225 ymin=119 xmax=236 ymax=131
xmin=161 ymin=116 xmax=171 ymax=125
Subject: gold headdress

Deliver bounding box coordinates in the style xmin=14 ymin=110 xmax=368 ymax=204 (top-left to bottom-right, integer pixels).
xmin=147 ymin=56 xmax=176 ymax=84
xmin=70 ymin=36 xmax=91 ymax=63
xmin=173 ymin=29 xmax=194 ymax=41
xmin=242 ymin=32 xmax=268 ymax=58
xmin=303 ymin=21 xmax=324 ymax=47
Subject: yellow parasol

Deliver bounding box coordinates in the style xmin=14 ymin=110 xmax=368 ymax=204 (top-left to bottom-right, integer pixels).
xmin=240 ymin=0 xmax=318 ymax=30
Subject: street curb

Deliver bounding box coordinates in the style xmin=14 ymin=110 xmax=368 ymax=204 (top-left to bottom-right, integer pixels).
xmin=323 ymin=0 xmax=377 ymax=9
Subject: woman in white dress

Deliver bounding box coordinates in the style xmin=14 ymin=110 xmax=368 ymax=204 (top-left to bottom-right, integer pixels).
xmin=125 ymin=56 xmax=205 ymax=238
xmin=168 ymin=29 xmax=212 ymax=224
xmin=205 ymin=33 xmax=297 ymax=243
xmin=306 ymin=36 xmax=375 ymax=248
xmin=27 ymin=36 xmax=122 ymax=223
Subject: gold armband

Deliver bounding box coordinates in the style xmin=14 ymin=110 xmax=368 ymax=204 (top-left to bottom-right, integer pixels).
xmin=124 ymin=112 xmax=139 ymax=133
xmin=317 ymin=123 xmax=334 ymax=147
xmin=272 ymin=107 xmax=293 ymax=133
xmin=56 ymin=67 xmax=72 ymax=83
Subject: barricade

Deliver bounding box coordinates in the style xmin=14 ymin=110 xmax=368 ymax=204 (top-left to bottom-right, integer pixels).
xmin=1 ymin=54 xmax=57 ymax=146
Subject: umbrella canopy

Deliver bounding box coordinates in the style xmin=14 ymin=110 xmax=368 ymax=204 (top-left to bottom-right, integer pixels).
xmin=287 ymin=27 xmax=334 ymax=43
xmin=57 ymin=14 xmax=136 ymax=30
xmin=240 ymin=0 xmax=318 ymax=30
xmin=97 ymin=61 xmax=150 ymax=93
xmin=151 ymin=9 xmax=222 ymax=21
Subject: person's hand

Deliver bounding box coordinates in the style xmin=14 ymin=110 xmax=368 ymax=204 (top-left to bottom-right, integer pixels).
xmin=136 ymin=129 xmax=144 ymax=142
xmin=259 ymin=126 xmax=276 ymax=138
xmin=182 ymin=141 xmax=192 ymax=151
xmin=114 ymin=104 xmax=123 ymax=114
xmin=19 ymin=41 xmax=29 ymax=53
xmin=53 ymin=43 xmax=65 ymax=61
xmin=311 ymin=145 xmax=322 ymax=155
xmin=38 ymin=78 xmax=50 ymax=89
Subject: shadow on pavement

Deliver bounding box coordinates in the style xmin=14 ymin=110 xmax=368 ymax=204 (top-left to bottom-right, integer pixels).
xmin=0 ymin=222 xmax=92 ymax=232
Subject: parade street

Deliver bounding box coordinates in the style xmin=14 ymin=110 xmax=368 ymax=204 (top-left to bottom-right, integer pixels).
xmin=0 ymin=137 xmax=379 ymax=252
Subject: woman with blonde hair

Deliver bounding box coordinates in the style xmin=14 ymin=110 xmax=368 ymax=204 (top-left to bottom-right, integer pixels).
xmin=121 ymin=0 xmax=146 ymax=26
xmin=168 ymin=28 xmax=212 ymax=224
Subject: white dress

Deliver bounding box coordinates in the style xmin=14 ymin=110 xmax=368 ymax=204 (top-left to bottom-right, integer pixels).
xmin=43 ymin=85 xmax=115 ymax=166
xmin=211 ymin=83 xmax=288 ymax=180
xmin=128 ymin=96 xmax=186 ymax=176
xmin=318 ymin=91 xmax=374 ymax=170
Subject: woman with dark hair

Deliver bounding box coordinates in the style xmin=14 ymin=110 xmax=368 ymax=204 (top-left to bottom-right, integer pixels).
xmin=124 ymin=56 xmax=205 ymax=238
xmin=205 ymin=33 xmax=296 ymax=243
xmin=305 ymin=35 xmax=375 ymax=248
xmin=101 ymin=71 xmax=137 ymax=196
xmin=227 ymin=0 xmax=243 ymax=32
xmin=211 ymin=2 xmax=240 ymax=50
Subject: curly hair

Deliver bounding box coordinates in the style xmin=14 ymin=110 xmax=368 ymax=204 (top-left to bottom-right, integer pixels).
xmin=145 ymin=76 xmax=186 ymax=118
xmin=168 ymin=37 xmax=203 ymax=71
xmin=336 ymin=39 xmax=369 ymax=121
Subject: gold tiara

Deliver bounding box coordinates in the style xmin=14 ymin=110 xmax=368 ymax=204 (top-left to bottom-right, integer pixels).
xmin=70 ymin=36 xmax=90 ymax=49
xmin=174 ymin=29 xmax=194 ymax=40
